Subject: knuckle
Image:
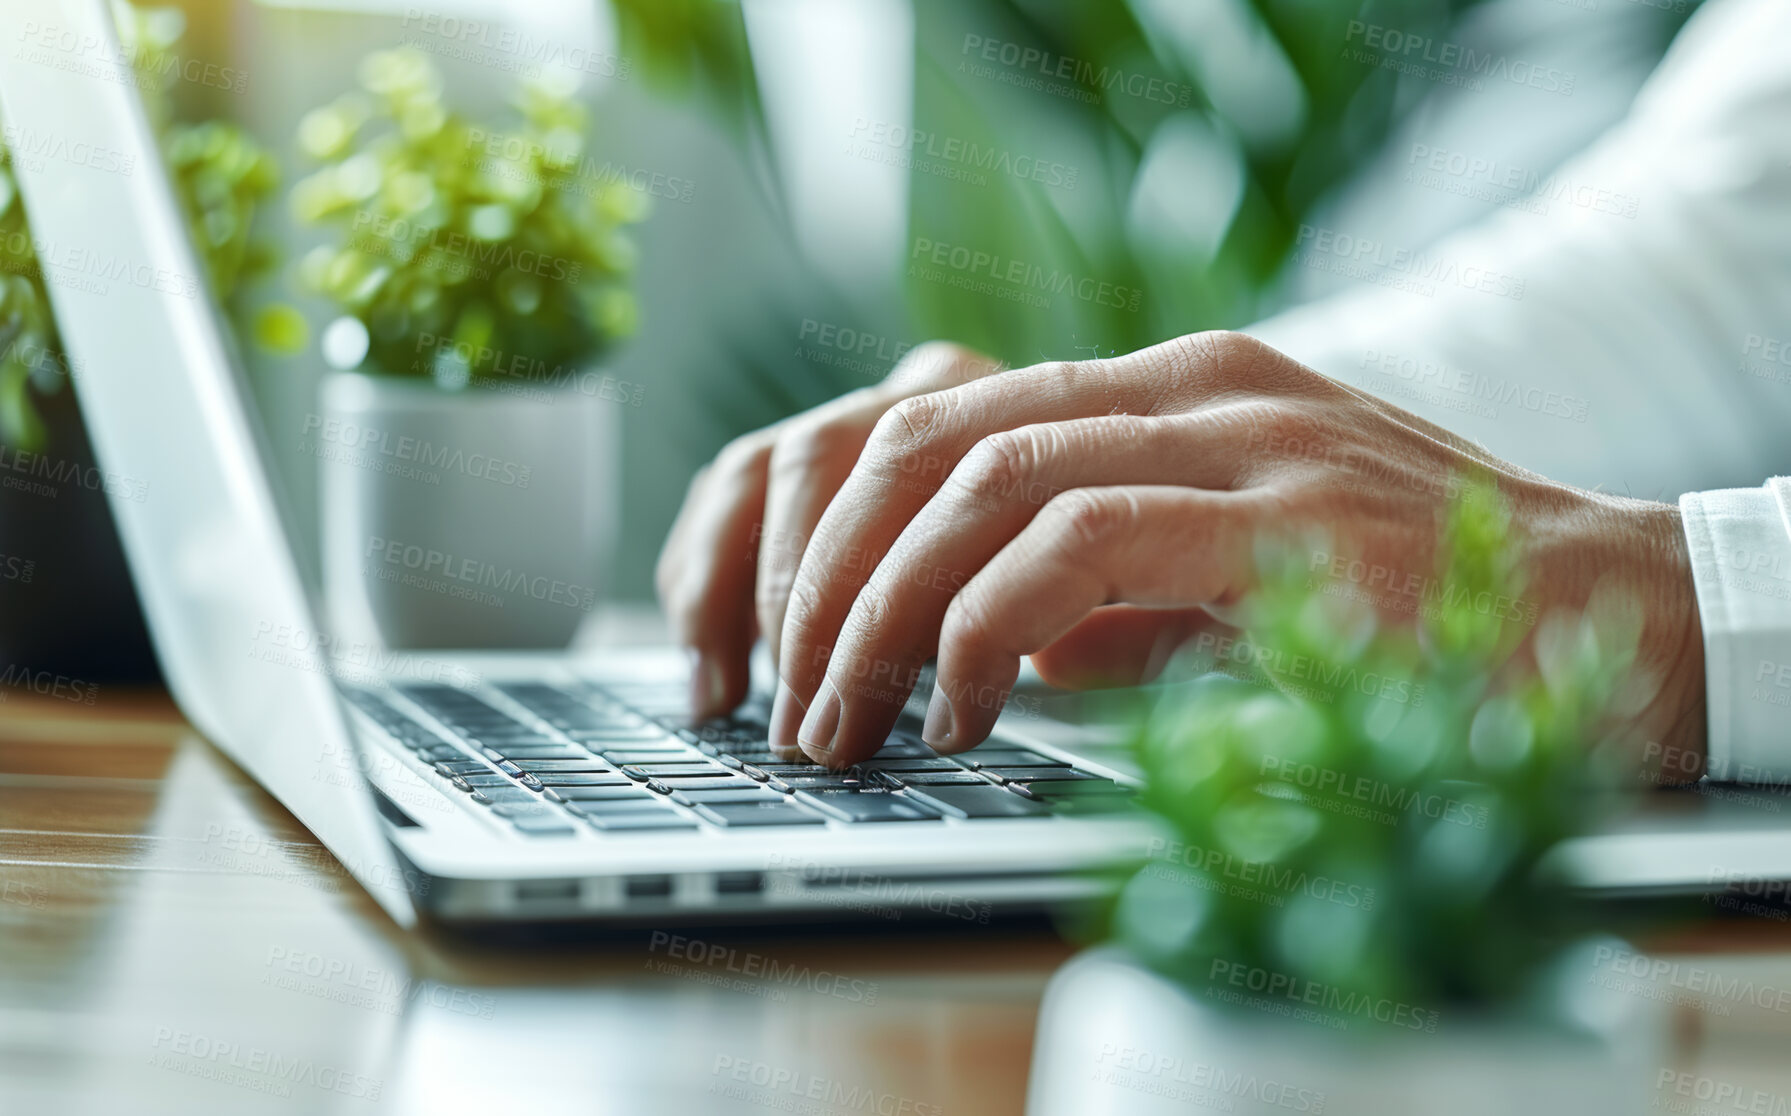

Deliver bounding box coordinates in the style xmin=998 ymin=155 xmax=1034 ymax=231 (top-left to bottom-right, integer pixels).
xmin=770 ymin=416 xmax=856 ymax=477
xmin=953 ymin=430 xmax=1035 ymax=506
xmin=869 ymin=391 xmax=952 ymax=462
xmin=888 ymin=340 xmax=993 ymax=389
xmin=1043 ymin=489 xmax=1134 ymax=551
xmin=712 ymin=430 xmax=771 ymax=480
xmin=1150 ymin=330 xmax=1285 ymax=406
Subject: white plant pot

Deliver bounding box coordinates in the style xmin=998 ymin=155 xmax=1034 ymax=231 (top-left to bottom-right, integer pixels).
xmin=316 ymin=370 xmax=617 ymax=650
xmin=1026 ymin=946 xmax=1665 ymax=1116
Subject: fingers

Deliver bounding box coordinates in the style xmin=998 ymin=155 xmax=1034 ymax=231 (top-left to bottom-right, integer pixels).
xmin=654 ymin=435 xmax=776 ymax=719
xmin=925 ymin=485 xmax=1263 ymax=752
xmin=656 ymin=342 xmax=999 ymax=724
xmin=1029 ymin=606 xmax=1227 ymax=690
xmin=769 ymin=360 xmax=1134 ymax=756
xmin=755 ymin=342 xmax=1002 ymax=673
xmin=754 ymin=389 xmax=896 ymax=674
xmin=801 ymin=411 xmax=1256 ymax=765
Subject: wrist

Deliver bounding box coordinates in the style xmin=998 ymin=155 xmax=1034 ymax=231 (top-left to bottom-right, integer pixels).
xmin=1524 ymin=485 xmax=1706 ymax=780
xmin=1585 ymin=494 xmax=1707 ymax=781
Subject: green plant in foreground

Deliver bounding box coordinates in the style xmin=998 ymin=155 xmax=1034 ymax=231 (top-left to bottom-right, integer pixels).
xmin=0 ymin=1 xmax=278 ymax=450
xmin=291 ymin=48 xmax=646 ymax=390
xmin=1107 ymin=481 xmax=1646 ymax=1022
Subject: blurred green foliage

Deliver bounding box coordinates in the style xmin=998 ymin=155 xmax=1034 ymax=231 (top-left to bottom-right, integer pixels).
xmin=290 ymin=48 xmax=646 ymax=389
xmin=611 ymin=0 xmax=1483 ymax=370
xmin=0 ymin=1 xmax=278 ymax=450
xmin=1108 ymin=481 xmax=1646 ymax=1016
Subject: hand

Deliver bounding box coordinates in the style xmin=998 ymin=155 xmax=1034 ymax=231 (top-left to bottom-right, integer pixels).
xmin=655 ymin=342 xmax=1005 ymax=719
xmin=662 ymin=331 xmax=1707 ymax=779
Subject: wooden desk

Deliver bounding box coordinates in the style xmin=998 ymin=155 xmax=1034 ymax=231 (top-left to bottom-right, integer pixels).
xmin=0 ymin=691 xmax=1060 ymax=1115
xmin=7 ymin=692 xmax=1791 ymax=1115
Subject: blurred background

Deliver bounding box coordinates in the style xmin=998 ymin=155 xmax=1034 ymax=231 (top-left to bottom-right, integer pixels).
xmin=0 ymin=0 xmax=1705 ymax=683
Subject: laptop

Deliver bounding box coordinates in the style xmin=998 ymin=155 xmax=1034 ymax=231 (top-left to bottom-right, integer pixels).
xmin=0 ymin=0 xmax=1159 ymax=928
xmin=1 ymin=0 xmax=1778 ymax=932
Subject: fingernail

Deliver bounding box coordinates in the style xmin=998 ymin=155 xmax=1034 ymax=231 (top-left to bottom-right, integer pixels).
xmin=686 ymin=650 xmax=709 ymax=717
xmin=921 ymin=689 xmax=954 ymax=750
xmin=769 ymin=678 xmax=806 ymax=755
xmin=797 ymin=678 xmax=841 ymax=760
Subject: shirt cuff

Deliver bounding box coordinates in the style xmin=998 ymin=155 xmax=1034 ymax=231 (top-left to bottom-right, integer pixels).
xmin=1681 ymin=479 xmax=1791 ymax=783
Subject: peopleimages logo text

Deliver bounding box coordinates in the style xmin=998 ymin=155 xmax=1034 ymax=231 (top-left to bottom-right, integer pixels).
xmin=300 ymin=414 xmax=532 ymax=488
xmin=960 ymin=34 xmax=1192 ymax=107
xmin=910 ymin=237 xmax=1141 ymax=311
xmin=364 ymin=536 xmax=597 ymax=613
xmin=1343 ymin=21 xmax=1575 ymax=95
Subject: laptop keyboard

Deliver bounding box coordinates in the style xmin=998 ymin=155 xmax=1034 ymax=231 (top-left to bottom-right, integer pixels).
xmin=341 ymin=680 xmax=1133 ymax=838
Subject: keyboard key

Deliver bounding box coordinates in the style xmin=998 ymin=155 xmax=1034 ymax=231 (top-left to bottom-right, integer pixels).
xmin=693 ymin=801 xmax=827 ymax=827
xmin=434 ymin=761 xmax=489 ymax=776
xmin=602 ymin=749 xmax=705 ymax=766
xmin=661 ymin=776 xmax=753 ymax=792
xmin=798 ymin=790 xmax=942 ymax=823
xmin=489 ymin=745 xmax=589 ymax=761
xmin=566 ymin=729 xmax=668 ymax=743
xmin=550 ymin=785 xmax=659 ymax=802
xmin=479 ymin=786 xmax=549 ymax=805
xmin=962 ymin=749 xmax=1066 ymax=769
xmin=568 ymin=797 xmax=676 ymax=815
xmin=460 ymin=774 xmax=524 ymax=788
xmin=978 ymin=766 xmax=1085 ymax=784
xmin=492 ymin=803 xmax=559 ymax=820
xmin=904 ymin=785 xmax=1051 ymax=819
xmin=461 ymin=733 xmax=560 ymax=748
xmin=888 ymin=772 xmax=989 ymax=787
xmin=510 ymin=759 xmax=611 ymax=773
xmin=672 ymin=787 xmax=783 ymax=805
xmin=511 ymin=816 xmax=578 ymax=836
xmin=855 ymin=758 xmax=963 ymax=773
xmin=871 ymin=739 xmax=937 ymax=760
xmin=779 ymin=774 xmax=868 ymax=791
xmin=582 ymin=810 xmax=700 ymax=832
xmin=1011 ymin=777 xmax=1128 ymax=796
xmin=534 ymin=773 xmax=633 ymax=787
xmin=1016 ymin=779 xmax=1135 ymax=813
xmin=622 ymin=763 xmax=731 ymax=779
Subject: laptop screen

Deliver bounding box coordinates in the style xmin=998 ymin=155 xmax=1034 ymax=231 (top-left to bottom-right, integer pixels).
xmin=0 ymin=0 xmax=415 ymax=924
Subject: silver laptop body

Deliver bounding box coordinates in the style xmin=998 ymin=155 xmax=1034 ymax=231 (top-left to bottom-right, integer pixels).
xmin=0 ymin=0 xmax=1156 ymax=928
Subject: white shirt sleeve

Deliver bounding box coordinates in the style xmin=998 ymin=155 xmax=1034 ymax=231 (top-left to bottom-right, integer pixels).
xmin=1244 ymin=0 xmax=1791 ymax=498
xmin=1681 ymin=480 xmax=1791 ymax=783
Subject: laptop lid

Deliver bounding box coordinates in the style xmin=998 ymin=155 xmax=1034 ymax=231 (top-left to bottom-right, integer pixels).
xmin=0 ymin=0 xmax=415 ymax=925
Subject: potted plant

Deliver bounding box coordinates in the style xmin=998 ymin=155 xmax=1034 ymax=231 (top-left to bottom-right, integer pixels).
xmin=290 ymin=48 xmax=646 ymax=649
xmin=0 ymin=1 xmax=277 ymax=680
xmin=1029 ymin=483 xmax=1666 ymax=1115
